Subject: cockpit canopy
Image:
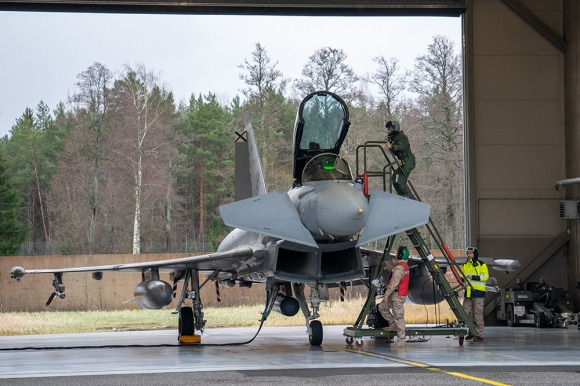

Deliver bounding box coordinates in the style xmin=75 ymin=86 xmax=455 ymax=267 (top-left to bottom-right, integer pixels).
xmin=302 ymin=153 xmax=353 ymax=183
xmin=292 ymin=91 xmax=350 ymax=180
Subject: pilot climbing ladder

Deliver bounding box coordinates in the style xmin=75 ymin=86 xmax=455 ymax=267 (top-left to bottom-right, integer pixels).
xmin=344 ymin=141 xmax=477 ymax=347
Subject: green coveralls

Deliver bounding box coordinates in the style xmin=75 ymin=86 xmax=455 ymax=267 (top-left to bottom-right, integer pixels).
xmin=390 ymin=130 xmax=415 ymax=196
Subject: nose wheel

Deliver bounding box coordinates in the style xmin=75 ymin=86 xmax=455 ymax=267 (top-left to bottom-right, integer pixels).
xmin=309 ymin=320 xmax=323 ymax=346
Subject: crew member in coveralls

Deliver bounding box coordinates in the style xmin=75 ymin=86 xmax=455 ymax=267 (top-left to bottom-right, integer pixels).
xmin=377 ymin=246 xmax=411 ymax=348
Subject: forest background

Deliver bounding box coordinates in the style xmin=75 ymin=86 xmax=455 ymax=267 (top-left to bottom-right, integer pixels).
xmin=0 ymin=35 xmax=464 ymax=257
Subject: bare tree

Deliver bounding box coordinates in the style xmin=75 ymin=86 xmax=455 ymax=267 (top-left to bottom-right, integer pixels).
xmin=410 ymin=35 xmax=464 ymax=246
xmin=112 ymin=63 xmax=173 ymax=254
xmin=68 ymin=62 xmax=113 ymax=253
xmin=294 ymin=47 xmax=359 ymax=102
xmin=238 ymin=42 xmax=288 ymax=109
xmin=367 ymin=56 xmax=407 ymax=121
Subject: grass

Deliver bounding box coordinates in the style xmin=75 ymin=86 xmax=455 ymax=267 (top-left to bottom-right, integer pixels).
xmin=0 ymin=296 xmax=458 ymax=336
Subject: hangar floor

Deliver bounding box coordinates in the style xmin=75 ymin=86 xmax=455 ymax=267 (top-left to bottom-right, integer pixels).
xmin=0 ymin=324 xmax=579 ymax=385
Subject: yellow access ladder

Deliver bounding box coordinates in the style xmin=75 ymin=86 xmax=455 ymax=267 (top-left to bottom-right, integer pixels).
xmin=343 ymin=141 xmax=476 ymax=347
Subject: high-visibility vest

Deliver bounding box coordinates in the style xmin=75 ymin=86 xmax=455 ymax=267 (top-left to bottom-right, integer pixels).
xmin=462 ymin=260 xmax=489 ymax=298
xmin=388 ymin=261 xmax=410 ymax=296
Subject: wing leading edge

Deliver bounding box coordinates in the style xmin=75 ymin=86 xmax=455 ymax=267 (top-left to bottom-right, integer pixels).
xmin=356 ymin=190 xmax=431 ymax=246
xmin=219 ymin=190 xmax=318 ymax=248
xmin=10 ymin=248 xmax=254 ymax=280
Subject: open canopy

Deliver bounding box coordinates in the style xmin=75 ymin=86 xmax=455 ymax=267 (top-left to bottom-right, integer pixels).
xmin=292 ymin=91 xmax=350 ymax=180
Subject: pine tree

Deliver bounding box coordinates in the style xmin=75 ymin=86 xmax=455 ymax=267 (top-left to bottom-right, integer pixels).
xmin=0 ymin=152 xmax=28 ymax=255
xmin=177 ymin=93 xmax=232 ymax=251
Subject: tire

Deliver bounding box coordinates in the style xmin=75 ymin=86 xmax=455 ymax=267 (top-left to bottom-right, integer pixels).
xmin=506 ymin=304 xmax=516 ymax=327
xmin=179 ymin=306 xmax=195 ymax=337
xmin=309 ymin=320 xmax=323 ymax=346
xmin=534 ymin=312 xmax=546 ymax=328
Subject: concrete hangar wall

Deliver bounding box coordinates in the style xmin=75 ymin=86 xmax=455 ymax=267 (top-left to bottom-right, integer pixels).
xmin=464 ymin=1 xmax=578 ymax=314
xmin=1 ymin=0 xmax=579 ymax=310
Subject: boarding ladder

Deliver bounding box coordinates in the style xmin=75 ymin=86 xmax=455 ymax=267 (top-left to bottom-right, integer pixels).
xmin=344 ymin=141 xmax=477 ymax=346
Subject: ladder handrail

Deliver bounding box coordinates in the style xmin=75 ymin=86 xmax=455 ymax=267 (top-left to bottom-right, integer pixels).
xmin=355 ymin=140 xmax=472 ymax=288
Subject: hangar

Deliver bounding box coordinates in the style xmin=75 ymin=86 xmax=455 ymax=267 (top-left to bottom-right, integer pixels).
xmin=1 ymin=0 xmax=579 ymax=315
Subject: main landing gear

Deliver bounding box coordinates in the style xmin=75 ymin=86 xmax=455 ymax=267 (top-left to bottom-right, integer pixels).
xmin=173 ymin=269 xmax=205 ymax=344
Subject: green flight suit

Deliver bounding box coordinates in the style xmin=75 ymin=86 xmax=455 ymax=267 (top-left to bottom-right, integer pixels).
xmin=389 ymin=130 xmax=415 ymax=196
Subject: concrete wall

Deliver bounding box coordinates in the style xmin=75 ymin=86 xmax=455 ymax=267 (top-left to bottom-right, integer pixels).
xmin=0 ymin=254 xmax=268 ymax=312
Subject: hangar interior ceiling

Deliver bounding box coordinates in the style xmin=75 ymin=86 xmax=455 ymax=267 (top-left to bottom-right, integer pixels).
xmin=1 ymin=0 xmax=579 ymax=312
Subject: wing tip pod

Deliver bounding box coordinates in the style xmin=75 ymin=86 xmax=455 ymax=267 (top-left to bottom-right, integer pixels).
xmin=10 ymin=266 xmax=26 ymax=281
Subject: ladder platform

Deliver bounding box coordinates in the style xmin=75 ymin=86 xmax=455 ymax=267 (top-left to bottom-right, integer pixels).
xmin=344 ymin=325 xmax=469 ymax=340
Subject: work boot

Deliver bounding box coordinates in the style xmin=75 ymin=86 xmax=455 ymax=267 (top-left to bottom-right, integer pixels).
xmin=472 ymin=336 xmax=484 ymax=342
xmin=391 ymin=340 xmax=407 ymax=348
xmin=383 ymin=324 xmax=397 ymax=332
xmin=465 ymin=334 xmax=474 ymax=340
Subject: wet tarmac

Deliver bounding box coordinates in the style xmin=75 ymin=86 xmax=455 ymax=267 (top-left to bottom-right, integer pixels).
xmin=0 ymin=324 xmax=579 ymax=385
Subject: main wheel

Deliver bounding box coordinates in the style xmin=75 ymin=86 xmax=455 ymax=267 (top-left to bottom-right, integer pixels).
xmin=506 ymin=304 xmax=516 ymax=327
xmin=179 ymin=306 xmax=195 ymax=338
xmin=309 ymin=320 xmax=323 ymax=346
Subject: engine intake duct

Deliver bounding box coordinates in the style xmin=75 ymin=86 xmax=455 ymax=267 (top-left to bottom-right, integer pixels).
xmin=274 ymin=242 xmax=364 ymax=283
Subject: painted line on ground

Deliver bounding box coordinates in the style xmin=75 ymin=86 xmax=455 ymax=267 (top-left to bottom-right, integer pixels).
xmin=335 ymin=347 xmax=510 ymax=386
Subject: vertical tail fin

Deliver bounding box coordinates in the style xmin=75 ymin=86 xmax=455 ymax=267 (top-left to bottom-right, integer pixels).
xmin=235 ymin=113 xmax=267 ymax=201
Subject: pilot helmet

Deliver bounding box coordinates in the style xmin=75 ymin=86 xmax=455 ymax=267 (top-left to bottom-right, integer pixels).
xmin=397 ymin=246 xmax=409 ymax=261
xmin=386 ymin=120 xmax=401 ymax=133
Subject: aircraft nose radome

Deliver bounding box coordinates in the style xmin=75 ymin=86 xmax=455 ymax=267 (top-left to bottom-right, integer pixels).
xmin=316 ymin=183 xmax=369 ymax=237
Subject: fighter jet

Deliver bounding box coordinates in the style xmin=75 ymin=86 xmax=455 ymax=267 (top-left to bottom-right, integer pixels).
xmin=9 ymin=91 xmax=514 ymax=346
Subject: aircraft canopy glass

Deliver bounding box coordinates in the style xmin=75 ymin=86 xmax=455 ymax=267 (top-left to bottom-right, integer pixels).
xmin=298 ymin=92 xmax=348 ymax=152
xmin=302 ymin=153 xmax=352 ymax=182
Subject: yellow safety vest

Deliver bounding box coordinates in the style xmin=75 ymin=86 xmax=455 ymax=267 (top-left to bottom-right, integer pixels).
xmin=462 ymin=260 xmax=489 ymax=298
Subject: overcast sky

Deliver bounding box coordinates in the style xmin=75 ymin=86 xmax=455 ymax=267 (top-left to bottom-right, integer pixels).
xmin=0 ymin=11 xmax=461 ymax=138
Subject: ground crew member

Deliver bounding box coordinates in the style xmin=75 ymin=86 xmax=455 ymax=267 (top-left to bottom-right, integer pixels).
xmin=461 ymin=245 xmax=489 ymax=342
xmin=385 ymin=120 xmax=415 ymax=197
xmin=377 ymin=246 xmax=410 ymax=348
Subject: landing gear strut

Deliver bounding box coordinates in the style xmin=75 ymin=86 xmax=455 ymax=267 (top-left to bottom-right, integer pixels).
xmin=293 ymin=282 xmax=328 ymax=346
xmin=175 ymin=269 xmax=205 ymax=344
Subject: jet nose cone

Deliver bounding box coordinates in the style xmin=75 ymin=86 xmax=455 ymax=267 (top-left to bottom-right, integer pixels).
xmin=316 ymin=182 xmax=369 ymax=237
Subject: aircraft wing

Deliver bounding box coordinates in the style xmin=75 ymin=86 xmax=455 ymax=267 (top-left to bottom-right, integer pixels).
xmin=10 ymin=248 xmax=255 ymax=279
xmin=359 ymin=247 xmax=520 ymax=273
xmin=219 ymin=190 xmax=318 ymax=248
xmin=444 ymin=256 xmax=521 ymax=272
xmin=405 ymin=255 xmax=520 ymax=272
xmin=405 ymin=254 xmax=519 ymax=273
xmin=356 ymin=190 xmax=430 ymax=247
